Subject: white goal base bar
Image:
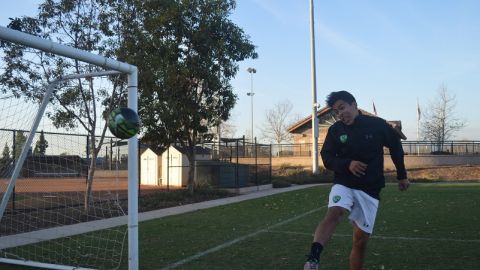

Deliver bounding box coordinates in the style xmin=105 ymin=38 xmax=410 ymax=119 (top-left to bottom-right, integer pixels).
xmin=0 ymin=215 xmax=127 ymax=250
xmin=0 ymin=258 xmax=94 ymax=270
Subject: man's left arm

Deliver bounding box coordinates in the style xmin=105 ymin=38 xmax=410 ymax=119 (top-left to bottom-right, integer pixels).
xmin=383 ymin=122 xmax=410 ymax=191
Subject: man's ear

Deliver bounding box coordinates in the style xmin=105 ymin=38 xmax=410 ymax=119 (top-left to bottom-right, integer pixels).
xmin=352 ymin=101 xmax=358 ymax=108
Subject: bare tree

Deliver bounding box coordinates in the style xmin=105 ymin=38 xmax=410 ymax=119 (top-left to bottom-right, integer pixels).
xmin=421 ymin=84 xmax=466 ymax=151
xmin=218 ymin=121 xmax=237 ymax=139
xmin=260 ymin=100 xmax=294 ymax=143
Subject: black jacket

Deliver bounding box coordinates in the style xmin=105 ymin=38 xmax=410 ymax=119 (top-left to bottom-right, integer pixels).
xmin=320 ymin=113 xmax=407 ymax=199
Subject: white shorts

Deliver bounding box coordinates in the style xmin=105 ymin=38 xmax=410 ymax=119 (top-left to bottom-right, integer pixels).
xmin=328 ymin=184 xmax=379 ymax=234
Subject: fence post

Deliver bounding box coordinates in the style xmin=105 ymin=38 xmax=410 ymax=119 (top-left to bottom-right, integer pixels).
xmin=269 ymin=144 xmax=272 ymax=184
xmin=110 ymin=138 xmax=113 ymax=170
xmin=12 ymin=130 xmax=16 ymax=211
xmin=242 ymin=135 xmax=246 ymax=157
xmin=254 ymin=137 xmax=258 ymax=186
xmin=166 ymin=147 xmax=170 ymax=191
xmin=86 ymin=135 xmax=89 ymax=184
xmin=104 ymin=146 xmax=108 ymax=169
xmin=235 ymin=140 xmax=239 ymax=193
xmin=138 ymin=140 xmax=141 ymax=198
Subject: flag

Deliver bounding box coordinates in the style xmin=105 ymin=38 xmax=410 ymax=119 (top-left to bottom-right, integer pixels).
xmin=372 ymin=100 xmax=377 ymax=116
xmin=417 ymin=98 xmax=421 ymax=121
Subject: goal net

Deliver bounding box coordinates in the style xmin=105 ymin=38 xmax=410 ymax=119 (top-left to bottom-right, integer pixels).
xmin=0 ymin=93 xmax=128 ymax=270
xmin=0 ymin=26 xmax=139 ymax=270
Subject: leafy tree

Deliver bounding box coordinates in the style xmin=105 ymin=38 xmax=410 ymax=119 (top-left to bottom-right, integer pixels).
xmin=421 ymin=84 xmax=466 ymax=151
xmin=0 ymin=143 xmax=11 ymax=175
xmin=260 ymin=100 xmax=294 ymax=144
xmin=0 ymin=143 xmax=11 ymax=167
xmin=13 ymin=131 xmax=27 ymax=159
xmin=33 ymin=130 xmax=49 ymax=156
xmin=1 ymin=144 xmax=10 ymax=160
xmin=117 ymin=0 xmax=257 ymax=193
xmin=0 ymin=0 xmax=124 ymax=209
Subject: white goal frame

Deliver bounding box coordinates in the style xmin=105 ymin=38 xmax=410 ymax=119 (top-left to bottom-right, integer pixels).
xmin=0 ymin=26 xmax=139 ymax=270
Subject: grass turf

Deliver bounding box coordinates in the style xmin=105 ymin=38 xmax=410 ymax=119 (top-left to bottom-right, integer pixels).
xmin=1 ymin=183 xmax=479 ymax=269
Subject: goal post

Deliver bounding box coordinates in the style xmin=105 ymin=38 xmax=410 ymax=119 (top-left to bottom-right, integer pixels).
xmin=0 ymin=26 xmax=139 ymax=270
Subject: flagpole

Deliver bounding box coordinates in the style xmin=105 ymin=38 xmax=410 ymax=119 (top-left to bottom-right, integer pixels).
xmin=417 ymin=120 xmax=419 ymax=155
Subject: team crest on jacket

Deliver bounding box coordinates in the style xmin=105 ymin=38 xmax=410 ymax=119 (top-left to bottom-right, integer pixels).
xmin=339 ymin=134 xmax=347 ymax=143
xmin=333 ymin=195 xmax=341 ymax=203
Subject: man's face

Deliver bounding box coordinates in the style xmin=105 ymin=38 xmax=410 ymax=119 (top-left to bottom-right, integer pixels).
xmin=332 ymin=99 xmax=359 ymax=125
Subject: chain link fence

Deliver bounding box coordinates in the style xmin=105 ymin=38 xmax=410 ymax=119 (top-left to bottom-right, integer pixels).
xmin=184 ymin=139 xmax=272 ymax=189
xmin=271 ymin=141 xmax=480 ymax=157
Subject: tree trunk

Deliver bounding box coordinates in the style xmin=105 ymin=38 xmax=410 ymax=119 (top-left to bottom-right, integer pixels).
xmin=186 ymin=148 xmax=197 ymax=195
xmin=84 ymin=134 xmax=97 ymax=212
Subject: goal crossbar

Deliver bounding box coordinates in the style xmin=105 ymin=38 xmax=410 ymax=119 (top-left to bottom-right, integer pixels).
xmin=0 ymin=26 xmax=139 ymax=270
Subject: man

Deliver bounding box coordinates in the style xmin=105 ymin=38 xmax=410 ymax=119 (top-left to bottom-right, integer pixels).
xmin=304 ymin=91 xmax=409 ymax=270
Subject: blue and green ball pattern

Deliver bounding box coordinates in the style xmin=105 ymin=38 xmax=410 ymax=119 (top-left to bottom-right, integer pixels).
xmin=108 ymin=107 xmax=140 ymax=139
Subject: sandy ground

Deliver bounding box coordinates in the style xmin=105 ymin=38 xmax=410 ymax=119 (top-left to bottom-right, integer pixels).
xmin=0 ymin=177 xmax=167 ymax=193
xmin=386 ymin=165 xmax=480 ymax=181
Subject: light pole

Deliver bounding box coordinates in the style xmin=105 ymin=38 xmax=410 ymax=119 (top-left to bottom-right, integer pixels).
xmin=247 ymin=67 xmax=256 ymax=142
xmin=309 ymin=0 xmax=319 ymax=174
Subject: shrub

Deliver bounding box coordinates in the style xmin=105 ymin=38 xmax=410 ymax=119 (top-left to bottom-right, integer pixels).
xmin=430 ymin=151 xmax=453 ymax=155
xmin=275 ymin=164 xmax=333 ymax=185
xmin=137 ymin=188 xmax=234 ymax=212
xmin=279 ymin=163 xmax=294 ymax=170
xmin=272 ymin=178 xmax=292 ymax=188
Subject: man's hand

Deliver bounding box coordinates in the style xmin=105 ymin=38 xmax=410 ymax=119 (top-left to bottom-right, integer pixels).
xmin=398 ymin=179 xmax=410 ymax=191
xmin=348 ymin=160 xmax=367 ymax=177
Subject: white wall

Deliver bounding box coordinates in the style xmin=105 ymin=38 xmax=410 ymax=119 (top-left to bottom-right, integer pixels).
xmin=161 ymin=146 xmax=186 ymax=186
xmin=140 ymin=148 xmax=160 ymax=185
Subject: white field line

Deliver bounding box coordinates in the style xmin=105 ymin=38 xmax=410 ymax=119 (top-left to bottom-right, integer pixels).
xmin=266 ymin=230 xmax=480 ymax=243
xmin=159 ymin=206 xmax=327 ymax=270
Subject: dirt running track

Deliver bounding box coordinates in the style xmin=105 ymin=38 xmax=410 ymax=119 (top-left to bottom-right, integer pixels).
xmin=0 ymin=177 xmax=165 ymax=193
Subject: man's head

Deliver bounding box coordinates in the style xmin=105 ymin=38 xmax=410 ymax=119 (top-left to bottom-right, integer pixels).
xmin=325 ymin=91 xmax=359 ymax=125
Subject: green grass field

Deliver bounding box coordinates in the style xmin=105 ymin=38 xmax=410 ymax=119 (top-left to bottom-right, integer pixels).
xmin=1 ymin=183 xmax=479 ymax=270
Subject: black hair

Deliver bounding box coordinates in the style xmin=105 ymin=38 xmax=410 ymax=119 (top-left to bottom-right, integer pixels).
xmin=325 ymin=91 xmax=356 ymax=107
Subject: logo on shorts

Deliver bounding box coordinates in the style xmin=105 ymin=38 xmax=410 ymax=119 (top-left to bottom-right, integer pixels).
xmin=339 ymin=134 xmax=347 ymax=143
xmin=332 ymin=195 xmax=341 ymax=203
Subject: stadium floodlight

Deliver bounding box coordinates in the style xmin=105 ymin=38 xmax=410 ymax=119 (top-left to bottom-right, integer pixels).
xmin=246 ymin=67 xmax=256 ymax=141
xmin=309 ymin=0 xmax=319 ymax=174
xmin=0 ymin=26 xmax=139 ymax=270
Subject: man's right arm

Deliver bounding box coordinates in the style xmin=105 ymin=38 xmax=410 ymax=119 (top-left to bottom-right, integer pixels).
xmin=320 ymin=127 xmax=351 ymax=174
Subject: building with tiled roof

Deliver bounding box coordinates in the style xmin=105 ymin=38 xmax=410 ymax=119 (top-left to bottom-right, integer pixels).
xmin=287 ymin=106 xmax=406 ymax=145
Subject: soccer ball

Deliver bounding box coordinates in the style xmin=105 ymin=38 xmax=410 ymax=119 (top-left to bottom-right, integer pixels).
xmin=108 ymin=107 xmax=140 ymax=139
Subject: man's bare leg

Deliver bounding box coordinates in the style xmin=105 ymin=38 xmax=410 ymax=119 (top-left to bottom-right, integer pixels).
xmin=305 ymin=206 xmax=348 ymax=269
xmin=313 ymin=206 xmax=347 ymax=245
xmin=349 ymin=222 xmax=370 ymax=270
